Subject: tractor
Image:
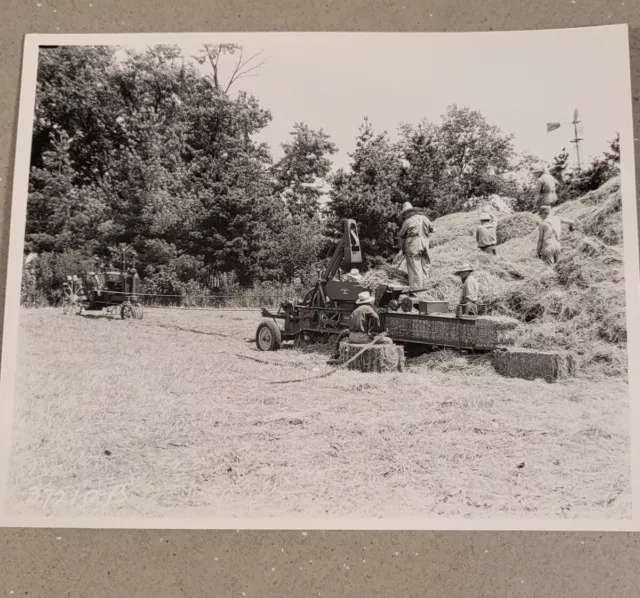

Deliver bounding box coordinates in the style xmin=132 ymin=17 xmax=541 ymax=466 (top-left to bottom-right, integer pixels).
xmin=62 ymin=252 xmax=144 ymax=320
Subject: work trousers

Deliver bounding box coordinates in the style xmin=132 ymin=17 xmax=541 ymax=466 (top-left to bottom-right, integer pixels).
xmin=405 ymin=254 xmax=430 ymax=291
xmin=540 ymin=242 xmax=561 ymax=266
xmin=460 ymin=301 xmax=478 ymax=316
xmin=539 ymin=192 xmax=558 ymax=208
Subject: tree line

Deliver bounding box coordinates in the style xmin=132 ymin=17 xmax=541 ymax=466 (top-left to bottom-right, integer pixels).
xmin=22 ymin=44 xmax=620 ymax=305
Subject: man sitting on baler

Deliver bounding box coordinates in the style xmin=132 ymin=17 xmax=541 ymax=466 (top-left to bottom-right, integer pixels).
xmin=328 ymin=291 xmax=392 ymax=363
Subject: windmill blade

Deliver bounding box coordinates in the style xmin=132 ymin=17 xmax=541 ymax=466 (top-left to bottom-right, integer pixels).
xmin=573 ymin=108 xmax=579 ymax=122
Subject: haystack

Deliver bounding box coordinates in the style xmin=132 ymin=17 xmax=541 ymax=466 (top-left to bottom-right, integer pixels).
xmin=580 ymin=175 xmax=621 ymax=206
xmin=429 ymin=211 xmax=478 ymax=247
xmin=496 ymin=212 xmax=540 ymax=245
xmin=580 ymin=188 xmax=623 ymax=245
xmin=493 ymin=347 xmax=576 ymax=382
xmin=555 ymin=237 xmax=624 ymax=288
xmin=357 ymin=175 xmax=625 ymax=378
xmin=338 ymin=341 xmax=405 ymax=373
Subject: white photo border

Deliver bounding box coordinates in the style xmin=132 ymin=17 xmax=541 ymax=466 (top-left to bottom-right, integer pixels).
xmin=1 ymin=27 xmax=639 ymax=531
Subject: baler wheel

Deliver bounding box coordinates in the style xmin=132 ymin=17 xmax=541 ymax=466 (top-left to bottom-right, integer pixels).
xmin=256 ymin=320 xmax=282 ymax=351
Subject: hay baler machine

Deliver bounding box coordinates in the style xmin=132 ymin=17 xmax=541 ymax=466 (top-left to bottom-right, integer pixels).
xmin=255 ymin=220 xmax=518 ymax=353
xmin=255 ymin=219 xmax=370 ymax=351
xmin=63 ymin=253 xmax=144 ymax=320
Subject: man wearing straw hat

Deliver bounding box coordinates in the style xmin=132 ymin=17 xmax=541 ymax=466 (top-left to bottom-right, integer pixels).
xmin=532 ymin=163 xmax=559 ymax=209
xmin=329 ymin=290 xmax=391 ymax=361
xmin=453 ymin=264 xmax=479 ymax=316
xmin=345 ymin=268 xmax=363 ymax=282
xmin=398 ymin=201 xmax=435 ymax=291
xmin=476 ymin=212 xmax=497 ymax=255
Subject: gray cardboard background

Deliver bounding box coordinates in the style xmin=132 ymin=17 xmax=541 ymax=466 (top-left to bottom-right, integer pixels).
xmin=1 ymin=1 xmax=640 ymax=596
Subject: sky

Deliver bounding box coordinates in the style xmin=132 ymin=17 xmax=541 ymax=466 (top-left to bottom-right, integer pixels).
xmin=115 ymin=28 xmax=629 ymax=173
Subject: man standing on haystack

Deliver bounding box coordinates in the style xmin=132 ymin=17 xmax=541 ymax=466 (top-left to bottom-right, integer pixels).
xmin=476 ymin=212 xmax=497 ymax=255
xmin=398 ymin=201 xmax=435 ymax=291
xmin=454 ymin=264 xmax=480 ymax=315
xmin=532 ymin=164 xmax=560 ymax=209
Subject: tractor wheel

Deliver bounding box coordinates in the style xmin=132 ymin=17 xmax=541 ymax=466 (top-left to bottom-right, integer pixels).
xmin=133 ymin=303 xmax=144 ymax=320
xmin=256 ymin=320 xmax=282 ymax=351
xmin=121 ymin=303 xmax=135 ymax=320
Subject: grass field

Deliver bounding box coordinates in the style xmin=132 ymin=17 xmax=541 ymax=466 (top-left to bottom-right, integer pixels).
xmin=3 ymin=307 xmax=631 ymax=521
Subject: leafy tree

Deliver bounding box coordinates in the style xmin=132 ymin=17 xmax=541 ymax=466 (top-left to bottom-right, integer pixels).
xmin=550 ymin=148 xmax=570 ymax=183
xmin=396 ymin=121 xmax=445 ymax=219
xmin=272 ymin=122 xmax=338 ymax=220
xmin=327 ymin=119 xmax=406 ymax=266
xmin=433 ymin=105 xmax=515 ymax=213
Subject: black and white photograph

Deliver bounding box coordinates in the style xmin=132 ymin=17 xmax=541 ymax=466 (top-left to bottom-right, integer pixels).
xmin=1 ymin=27 xmax=639 ymax=529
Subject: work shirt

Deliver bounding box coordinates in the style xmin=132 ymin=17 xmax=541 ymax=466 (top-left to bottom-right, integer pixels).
xmin=545 ymin=214 xmax=572 ymax=240
xmin=536 ymin=173 xmax=559 ymax=206
xmin=476 ymin=221 xmax=497 ymax=248
xmin=350 ymin=304 xmax=380 ymax=333
xmin=537 ymin=221 xmax=561 ymax=254
xmin=460 ymin=275 xmax=479 ymax=304
xmin=398 ymin=213 xmax=434 ymax=258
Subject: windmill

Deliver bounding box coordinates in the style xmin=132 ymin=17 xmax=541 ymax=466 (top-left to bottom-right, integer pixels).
xmin=569 ymin=109 xmax=583 ymax=171
xmin=546 ymin=108 xmax=584 ymax=172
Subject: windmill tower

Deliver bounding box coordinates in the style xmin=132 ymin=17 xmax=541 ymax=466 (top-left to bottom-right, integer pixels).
xmin=569 ymin=108 xmax=583 ymax=172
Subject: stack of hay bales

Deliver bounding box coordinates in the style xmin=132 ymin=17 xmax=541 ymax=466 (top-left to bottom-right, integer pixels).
xmin=360 ymin=175 xmax=626 ymax=378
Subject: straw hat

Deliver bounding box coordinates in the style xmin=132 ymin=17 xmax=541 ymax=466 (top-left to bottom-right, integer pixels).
xmin=398 ymin=201 xmax=418 ymax=218
xmin=349 ymin=268 xmax=361 ymax=276
xmin=355 ymin=290 xmax=375 ymax=305
xmin=538 ymin=205 xmax=551 ymax=214
xmin=479 ymin=212 xmax=491 ymax=221
xmin=453 ymin=263 xmax=474 ymax=275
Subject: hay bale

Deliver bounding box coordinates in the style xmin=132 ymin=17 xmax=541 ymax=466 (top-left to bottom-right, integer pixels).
xmin=496 ymin=212 xmax=540 ymax=245
xmin=338 ymin=341 xmax=405 ymax=373
xmin=493 ymin=347 xmax=576 ymax=382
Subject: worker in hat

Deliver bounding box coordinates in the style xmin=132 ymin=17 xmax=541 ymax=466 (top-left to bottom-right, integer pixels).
xmin=454 ymin=264 xmax=479 ymax=316
xmin=345 ymin=268 xmax=363 ymax=282
xmin=532 ymin=163 xmax=559 ymax=209
xmin=476 ymin=212 xmax=497 ymax=255
xmin=539 ymin=205 xmax=575 ymax=240
xmin=536 ymin=205 xmax=565 ymax=266
xmin=397 ymin=201 xmax=435 ymax=292
xmin=329 ymin=290 xmax=391 ymax=361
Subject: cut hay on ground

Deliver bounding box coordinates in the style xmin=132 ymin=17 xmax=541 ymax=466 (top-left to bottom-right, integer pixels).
xmin=496 ymin=212 xmax=540 ymax=245
xmin=407 ymin=349 xmax=495 ymax=376
xmin=8 ymin=308 xmax=631 ymax=520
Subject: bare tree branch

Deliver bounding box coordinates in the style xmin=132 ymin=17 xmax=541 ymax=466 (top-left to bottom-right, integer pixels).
xmin=224 ymin=48 xmax=265 ymax=94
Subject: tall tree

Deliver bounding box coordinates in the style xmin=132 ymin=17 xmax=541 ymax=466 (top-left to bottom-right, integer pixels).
xmin=272 ymin=122 xmax=338 ymax=220
xmin=327 ymin=118 xmax=406 ymax=265
xmin=396 ymin=120 xmax=446 ymax=219
xmin=434 ymin=104 xmax=515 ymax=213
